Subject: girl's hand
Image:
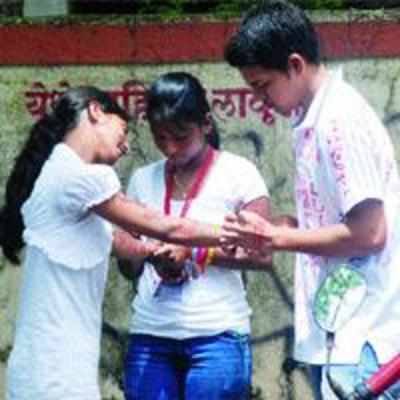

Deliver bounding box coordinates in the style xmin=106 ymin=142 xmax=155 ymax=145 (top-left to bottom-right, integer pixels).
xmin=153 ymin=244 xmax=190 ymax=265
xmin=222 ymin=210 xmax=275 ymax=252
xmin=150 ymin=244 xmax=190 ymax=283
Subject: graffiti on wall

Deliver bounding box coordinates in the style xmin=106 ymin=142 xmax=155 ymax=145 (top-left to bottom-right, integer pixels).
xmin=24 ymin=80 xmax=276 ymax=126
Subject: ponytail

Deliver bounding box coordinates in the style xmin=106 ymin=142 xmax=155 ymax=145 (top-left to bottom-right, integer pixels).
xmin=0 ymin=114 xmax=68 ymax=264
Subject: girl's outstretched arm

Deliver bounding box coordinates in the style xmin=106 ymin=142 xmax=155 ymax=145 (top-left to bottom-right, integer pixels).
xmin=93 ymin=192 xmax=220 ymax=247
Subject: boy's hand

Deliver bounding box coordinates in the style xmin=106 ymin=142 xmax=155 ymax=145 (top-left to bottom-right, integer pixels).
xmin=222 ymin=210 xmax=274 ymax=252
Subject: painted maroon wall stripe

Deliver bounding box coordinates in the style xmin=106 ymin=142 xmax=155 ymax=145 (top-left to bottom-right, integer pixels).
xmin=1 ymin=21 xmax=400 ymax=65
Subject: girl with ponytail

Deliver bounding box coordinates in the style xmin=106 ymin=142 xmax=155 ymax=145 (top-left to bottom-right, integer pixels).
xmin=2 ymin=86 xmax=222 ymax=400
xmin=1 ymin=86 xmax=127 ymax=264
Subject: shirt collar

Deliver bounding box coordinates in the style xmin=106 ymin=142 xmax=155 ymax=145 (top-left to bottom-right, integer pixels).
xmin=292 ymin=68 xmax=343 ymax=131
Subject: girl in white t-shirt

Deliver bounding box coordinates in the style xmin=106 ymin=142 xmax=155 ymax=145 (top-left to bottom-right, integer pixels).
xmin=0 ymin=86 xmax=222 ymax=400
xmin=119 ymin=72 xmax=273 ymax=400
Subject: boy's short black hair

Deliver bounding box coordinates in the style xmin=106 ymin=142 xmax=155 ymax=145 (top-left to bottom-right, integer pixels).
xmin=224 ymin=1 xmax=321 ymax=72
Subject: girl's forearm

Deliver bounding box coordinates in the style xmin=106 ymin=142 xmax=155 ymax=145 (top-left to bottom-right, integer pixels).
xmin=112 ymin=229 xmax=155 ymax=260
xmin=95 ymin=193 xmax=221 ymax=247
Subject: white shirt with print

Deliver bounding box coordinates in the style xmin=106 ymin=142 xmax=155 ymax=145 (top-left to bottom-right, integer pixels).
xmin=293 ymin=69 xmax=400 ymax=365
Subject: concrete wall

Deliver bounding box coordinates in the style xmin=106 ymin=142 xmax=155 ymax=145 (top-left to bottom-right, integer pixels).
xmin=2 ymin=10 xmax=400 ymax=399
xmin=1 ymin=57 xmax=400 ymax=399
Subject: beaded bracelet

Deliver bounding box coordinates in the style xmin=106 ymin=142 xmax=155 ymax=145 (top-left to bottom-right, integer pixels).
xmin=191 ymin=247 xmax=199 ymax=264
xmin=197 ymin=247 xmax=208 ymax=266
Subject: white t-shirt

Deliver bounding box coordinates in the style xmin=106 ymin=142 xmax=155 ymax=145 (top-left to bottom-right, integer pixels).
xmin=126 ymin=151 xmax=268 ymax=339
xmin=6 ymin=144 xmax=120 ymax=400
xmin=293 ymin=69 xmax=400 ymax=364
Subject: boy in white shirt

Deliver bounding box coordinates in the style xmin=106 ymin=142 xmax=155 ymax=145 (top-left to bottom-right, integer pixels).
xmin=223 ymin=1 xmax=400 ymax=399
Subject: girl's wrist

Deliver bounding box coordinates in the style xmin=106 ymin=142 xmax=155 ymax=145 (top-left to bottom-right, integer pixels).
xmin=191 ymin=246 xmax=217 ymax=273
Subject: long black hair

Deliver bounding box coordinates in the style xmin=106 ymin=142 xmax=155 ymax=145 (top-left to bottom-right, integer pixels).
xmin=146 ymin=72 xmax=220 ymax=149
xmin=0 ymin=86 xmax=128 ymax=264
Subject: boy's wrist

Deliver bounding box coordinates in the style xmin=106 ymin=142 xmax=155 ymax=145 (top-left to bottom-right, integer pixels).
xmin=270 ymin=225 xmax=286 ymax=251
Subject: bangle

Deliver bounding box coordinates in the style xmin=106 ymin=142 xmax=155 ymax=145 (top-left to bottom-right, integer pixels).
xmin=191 ymin=247 xmax=208 ymax=274
xmin=213 ymin=224 xmax=221 ymax=238
xmin=205 ymin=247 xmax=216 ymax=267
xmin=196 ymin=247 xmax=208 ymax=266
xmin=191 ymin=247 xmax=200 ymax=263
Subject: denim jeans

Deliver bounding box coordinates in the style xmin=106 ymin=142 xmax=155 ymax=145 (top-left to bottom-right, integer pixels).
xmin=308 ymin=343 xmax=400 ymax=400
xmin=308 ymin=364 xmax=324 ymax=400
xmin=123 ymin=331 xmax=252 ymax=400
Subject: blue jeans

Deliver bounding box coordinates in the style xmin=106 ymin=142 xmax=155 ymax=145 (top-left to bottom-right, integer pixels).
xmin=123 ymin=331 xmax=252 ymax=400
xmin=308 ymin=343 xmax=400 ymax=399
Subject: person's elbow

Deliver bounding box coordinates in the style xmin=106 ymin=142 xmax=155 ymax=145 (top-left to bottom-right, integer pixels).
xmin=347 ymin=199 xmax=387 ymax=255
xmin=355 ymin=219 xmax=387 ymax=255
xmin=366 ymin=223 xmax=387 ymax=252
